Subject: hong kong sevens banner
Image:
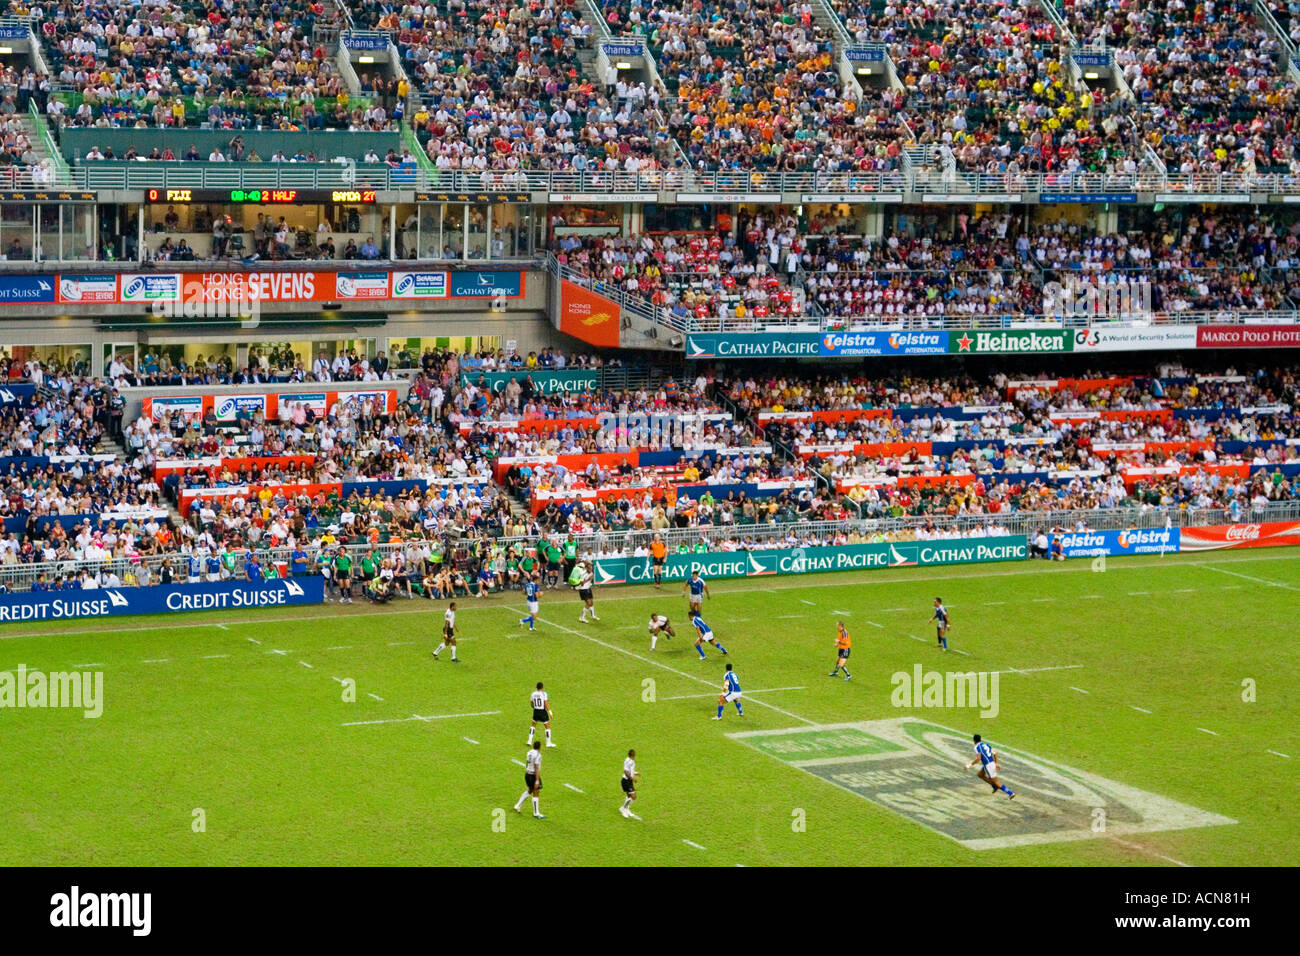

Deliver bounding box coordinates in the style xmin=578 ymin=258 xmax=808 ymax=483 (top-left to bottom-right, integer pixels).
xmin=0 ymin=578 xmax=324 ymax=624
xmin=591 ymin=536 xmax=1026 ymax=584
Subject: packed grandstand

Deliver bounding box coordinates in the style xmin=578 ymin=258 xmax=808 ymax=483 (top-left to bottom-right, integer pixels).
xmin=0 ymin=0 xmax=1298 ymax=605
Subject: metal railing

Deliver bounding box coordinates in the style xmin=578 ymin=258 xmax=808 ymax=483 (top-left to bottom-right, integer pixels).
xmin=51 ymin=163 xmax=1300 ymax=197
xmin=3 ymin=500 xmax=1296 ymax=595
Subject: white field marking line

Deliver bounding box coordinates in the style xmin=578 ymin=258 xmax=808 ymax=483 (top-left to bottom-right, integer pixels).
xmin=627 ymin=812 xmax=643 ymax=821
xmin=269 ymin=649 xmax=288 ymax=656
xmin=993 ymin=664 xmax=1083 ymax=675
xmin=342 ymin=709 xmax=502 ymax=727
xmin=659 ymin=685 xmax=809 ymax=701
xmin=141 ymin=658 xmax=170 ymax=664
xmin=865 ymin=620 xmax=885 ymax=629
xmin=1197 ymin=728 xmax=1219 ymax=736
xmin=1128 ymin=591 xmax=1151 ymax=596
xmin=201 ymin=653 xmax=230 ymax=659
xmin=1069 ymin=686 xmax=1090 ymax=695
xmin=72 ymin=663 xmax=104 ymax=668
xmin=331 ymin=677 xmax=346 ymax=685
xmin=983 ymin=601 xmax=1007 ymax=605
xmin=799 ymin=599 xmax=815 ymax=606
xmin=325 ymin=645 xmax=353 ymax=650
xmin=7 ymin=551 xmax=1300 ymax=642
xmin=1205 ymin=564 xmax=1300 ymax=593
xmin=951 ymin=648 xmax=972 ymax=656
xmin=538 ymin=618 xmax=819 ymax=727
xmin=1031 ymin=597 xmax=1054 ymax=602
xmin=298 ymin=660 xmax=313 ymax=669
xmin=1268 ymin=750 xmax=1291 ymax=758
xmin=778 ymin=614 xmax=801 ymax=619
xmin=1130 ymin=705 xmax=1153 ymax=714
xmin=387 ymin=641 xmax=416 ymax=646
xmin=1107 ymin=835 xmax=1191 ymax=868
xmin=1174 ymin=588 xmax=1198 ymax=593
xmin=906 ymin=633 xmax=928 ymax=643
xmin=881 ymin=607 xmax=909 ymax=612
xmin=463 ymin=736 xmax=480 ymax=745
xmin=367 ymin=693 xmax=384 ymax=702
xmin=832 ymin=609 xmax=852 ymax=615
xmin=564 ymin=783 xmax=585 ymax=794
xmin=215 ymin=624 xmax=229 ymax=631
xmin=510 ymin=758 xmax=526 ymax=767
xmin=683 ymin=840 xmax=707 ymax=851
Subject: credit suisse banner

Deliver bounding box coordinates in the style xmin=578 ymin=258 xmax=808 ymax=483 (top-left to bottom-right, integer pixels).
xmin=0 ymin=578 xmax=324 ymax=624
xmin=1179 ymin=521 xmax=1300 ymax=551
xmin=592 ymin=535 xmax=1026 ymax=584
xmin=0 ymin=271 xmax=528 ymax=306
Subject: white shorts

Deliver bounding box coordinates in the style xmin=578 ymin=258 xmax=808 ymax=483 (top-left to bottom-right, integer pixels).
xmin=698 ymin=631 xmax=714 ymax=642
xmin=527 ymin=601 xmax=539 ymax=615
xmin=981 ymin=763 xmax=998 ymax=778
xmin=206 ymin=573 xmax=221 ymax=583
xmin=724 ymin=691 xmax=742 ymax=702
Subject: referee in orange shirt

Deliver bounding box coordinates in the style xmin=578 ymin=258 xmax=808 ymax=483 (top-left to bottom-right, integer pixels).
xmin=650 ymin=534 xmax=668 ymax=590
xmin=828 ymin=621 xmax=852 ymax=681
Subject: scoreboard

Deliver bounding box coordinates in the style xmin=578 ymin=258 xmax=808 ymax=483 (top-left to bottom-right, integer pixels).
xmin=145 ymin=188 xmax=379 ymax=204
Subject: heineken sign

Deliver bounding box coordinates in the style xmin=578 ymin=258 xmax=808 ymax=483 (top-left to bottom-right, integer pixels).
xmin=949 ymin=330 xmax=1074 ymax=354
xmin=592 ymin=536 xmax=1026 ymax=584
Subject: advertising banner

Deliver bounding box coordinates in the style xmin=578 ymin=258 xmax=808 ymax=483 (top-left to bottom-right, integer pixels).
xmin=0 ymin=578 xmax=323 ymax=624
xmin=558 ymin=279 xmax=621 ymax=348
xmin=460 ymin=369 xmax=599 ymax=395
xmin=1178 ymin=521 xmax=1300 ymax=551
xmin=56 ymin=274 xmax=118 ymax=305
xmin=391 ymin=271 xmax=448 ymax=299
xmin=212 ymin=393 xmax=269 ymax=422
xmin=686 ymin=333 xmax=821 ymax=360
xmin=1056 ymin=527 xmax=1180 ymax=558
xmin=592 ymin=536 xmax=1026 ymax=584
xmin=118 ymin=273 xmax=182 ymax=303
xmin=449 ymin=271 xmax=524 ymax=298
xmin=179 ymin=271 xmax=335 ymax=304
xmin=335 ymin=272 xmax=392 ymax=299
xmin=1196 ymin=325 xmax=1300 ymax=349
xmin=1073 ymin=327 xmax=1199 ymax=351
xmin=819 ymin=330 xmax=949 ymax=357
xmin=0 ymin=275 xmax=56 ymax=303
xmin=143 ymin=396 xmax=203 ymax=420
xmin=949 ymin=329 xmax=1074 ymax=354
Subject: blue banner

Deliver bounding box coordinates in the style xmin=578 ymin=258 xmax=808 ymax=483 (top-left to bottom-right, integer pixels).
xmin=1040 ymin=193 xmax=1137 ymax=204
xmin=449 ymin=271 xmax=523 ymax=298
xmin=601 ymin=41 xmax=645 ymax=57
xmin=819 ymin=330 xmax=949 ymax=357
xmin=1072 ymin=52 xmax=1110 ymax=66
xmin=1056 ymin=528 xmax=1180 ymax=558
xmin=0 ymin=26 xmax=29 ymax=39
xmin=343 ymin=34 xmax=390 ymax=50
xmin=0 ymin=577 xmax=324 ymax=623
xmin=0 ymin=275 xmax=56 ymax=303
xmin=844 ymin=48 xmax=886 ymax=62
xmin=0 ymin=383 xmax=38 ymax=407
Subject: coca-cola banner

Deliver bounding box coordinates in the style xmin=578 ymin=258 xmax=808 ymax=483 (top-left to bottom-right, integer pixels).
xmin=1179 ymin=522 xmax=1300 ymax=551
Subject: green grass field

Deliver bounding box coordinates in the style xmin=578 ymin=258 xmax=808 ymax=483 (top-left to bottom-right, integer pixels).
xmin=1 ymin=549 xmax=1296 ymax=867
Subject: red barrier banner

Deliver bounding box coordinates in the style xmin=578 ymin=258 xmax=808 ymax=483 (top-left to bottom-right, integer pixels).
xmin=1093 ymin=441 xmax=1213 ymax=457
xmin=180 ymin=271 xmax=338 ymax=304
xmin=1122 ymin=463 xmax=1248 ymax=485
xmin=494 ymin=451 xmax=640 ymax=483
xmin=1179 ymin=521 xmax=1300 ymax=551
xmin=757 ymin=408 xmax=892 ymax=424
xmin=1197 ymin=325 xmax=1300 ymax=349
xmin=515 ymin=417 xmax=603 ymax=434
xmin=896 ymin=473 xmax=977 ymax=489
xmin=221 ymin=455 xmax=316 ymax=475
xmin=558 ymin=279 xmax=621 ymax=349
xmin=181 ymin=481 xmax=341 ymax=516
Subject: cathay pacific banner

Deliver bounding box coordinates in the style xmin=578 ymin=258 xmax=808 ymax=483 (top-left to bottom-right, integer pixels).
xmin=592 ymin=535 xmax=1026 ymax=584
xmin=0 ymin=577 xmax=324 ymax=623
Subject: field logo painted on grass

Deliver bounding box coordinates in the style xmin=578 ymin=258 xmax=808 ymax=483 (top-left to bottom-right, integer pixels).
xmin=891 ymin=666 xmax=1000 ymax=718
xmin=729 ymin=718 xmax=1235 ymax=849
xmin=0 ymin=665 xmax=103 ymax=718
